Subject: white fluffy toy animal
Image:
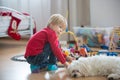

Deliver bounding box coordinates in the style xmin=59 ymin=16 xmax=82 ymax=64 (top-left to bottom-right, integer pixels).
xmin=67 ymin=55 xmax=120 ymax=80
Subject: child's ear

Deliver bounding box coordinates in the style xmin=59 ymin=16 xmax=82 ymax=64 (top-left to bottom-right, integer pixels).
xmin=51 ymin=23 xmax=56 ymax=26
xmin=49 ymin=24 xmax=54 ymax=29
xmin=49 ymin=23 xmax=52 ymax=27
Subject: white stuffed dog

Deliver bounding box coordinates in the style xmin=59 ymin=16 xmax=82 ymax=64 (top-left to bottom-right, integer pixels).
xmin=67 ymin=55 xmax=120 ymax=80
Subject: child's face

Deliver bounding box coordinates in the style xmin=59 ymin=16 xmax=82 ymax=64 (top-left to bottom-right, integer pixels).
xmin=51 ymin=23 xmax=66 ymax=37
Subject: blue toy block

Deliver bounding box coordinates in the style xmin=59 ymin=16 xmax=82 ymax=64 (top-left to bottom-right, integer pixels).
xmin=97 ymin=50 xmax=118 ymax=56
xmin=97 ymin=50 xmax=109 ymax=55
xmin=107 ymin=52 xmax=118 ymax=56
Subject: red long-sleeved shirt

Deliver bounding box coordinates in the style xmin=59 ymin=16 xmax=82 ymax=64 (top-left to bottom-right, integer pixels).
xmin=24 ymin=27 xmax=66 ymax=64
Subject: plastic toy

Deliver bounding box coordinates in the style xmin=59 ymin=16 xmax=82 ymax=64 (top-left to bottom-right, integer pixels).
xmin=59 ymin=31 xmax=78 ymax=50
xmin=79 ymin=48 xmax=88 ymax=57
xmin=80 ymin=44 xmax=92 ymax=52
xmin=109 ymin=27 xmax=120 ymax=50
xmin=98 ymin=27 xmax=119 ymax=56
xmin=87 ymin=51 xmax=97 ymax=56
xmin=64 ymin=50 xmax=70 ymax=56
xmin=97 ymin=50 xmax=118 ymax=56
xmin=59 ymin=30 xmax=97 ymax=58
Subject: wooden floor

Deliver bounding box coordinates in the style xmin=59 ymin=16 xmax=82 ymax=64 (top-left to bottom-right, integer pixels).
xmin=0 ymin=37 xmax=107 ymax=80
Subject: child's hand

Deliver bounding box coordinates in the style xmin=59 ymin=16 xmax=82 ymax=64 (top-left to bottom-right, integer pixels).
xmin=63 ymin=62 xmax=69 ymax=68
xmin=66 ymin=56 xmax=75 ymax=63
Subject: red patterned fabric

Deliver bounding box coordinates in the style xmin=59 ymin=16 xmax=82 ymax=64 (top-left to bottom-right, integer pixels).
xmin=1 ymin=11 xmax=36 ymax=40
xmin=7 ymin=14 xmax=21 ymax=40
xmin=0 ymin=11 xmax=12 ymax=16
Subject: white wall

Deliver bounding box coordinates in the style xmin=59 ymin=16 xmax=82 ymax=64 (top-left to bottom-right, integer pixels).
xmin=50 ymin=0 xmax=69 ymax=31
xmin=68 ymin=0 xmax=90 ymax=30
xmin=90 ymin=0 xmax=120 ymax=27
xmin=0 ymin=0 xmax=20 ymax=10
xmin=29 ymin=0 xmax=51 ymax=30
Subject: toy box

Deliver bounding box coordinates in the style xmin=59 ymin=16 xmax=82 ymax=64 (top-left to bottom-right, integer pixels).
xmin=73 ymin=27 xmax=120 ymax=49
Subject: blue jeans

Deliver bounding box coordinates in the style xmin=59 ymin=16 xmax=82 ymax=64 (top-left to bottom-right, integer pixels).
xmin=26 ymin=43 xmax=57 ymax=68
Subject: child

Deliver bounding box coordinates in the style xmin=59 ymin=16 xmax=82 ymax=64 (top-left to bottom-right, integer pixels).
xmin=24 ymin=14 xmax=74 ymax=73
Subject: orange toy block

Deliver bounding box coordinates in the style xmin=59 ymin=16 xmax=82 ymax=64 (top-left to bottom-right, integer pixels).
xmin=79 ymin=48 xmax=88 ymax=57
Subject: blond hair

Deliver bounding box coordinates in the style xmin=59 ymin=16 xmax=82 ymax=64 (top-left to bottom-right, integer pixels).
xmin=47 ymin=14 xmax=67 ymax=26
